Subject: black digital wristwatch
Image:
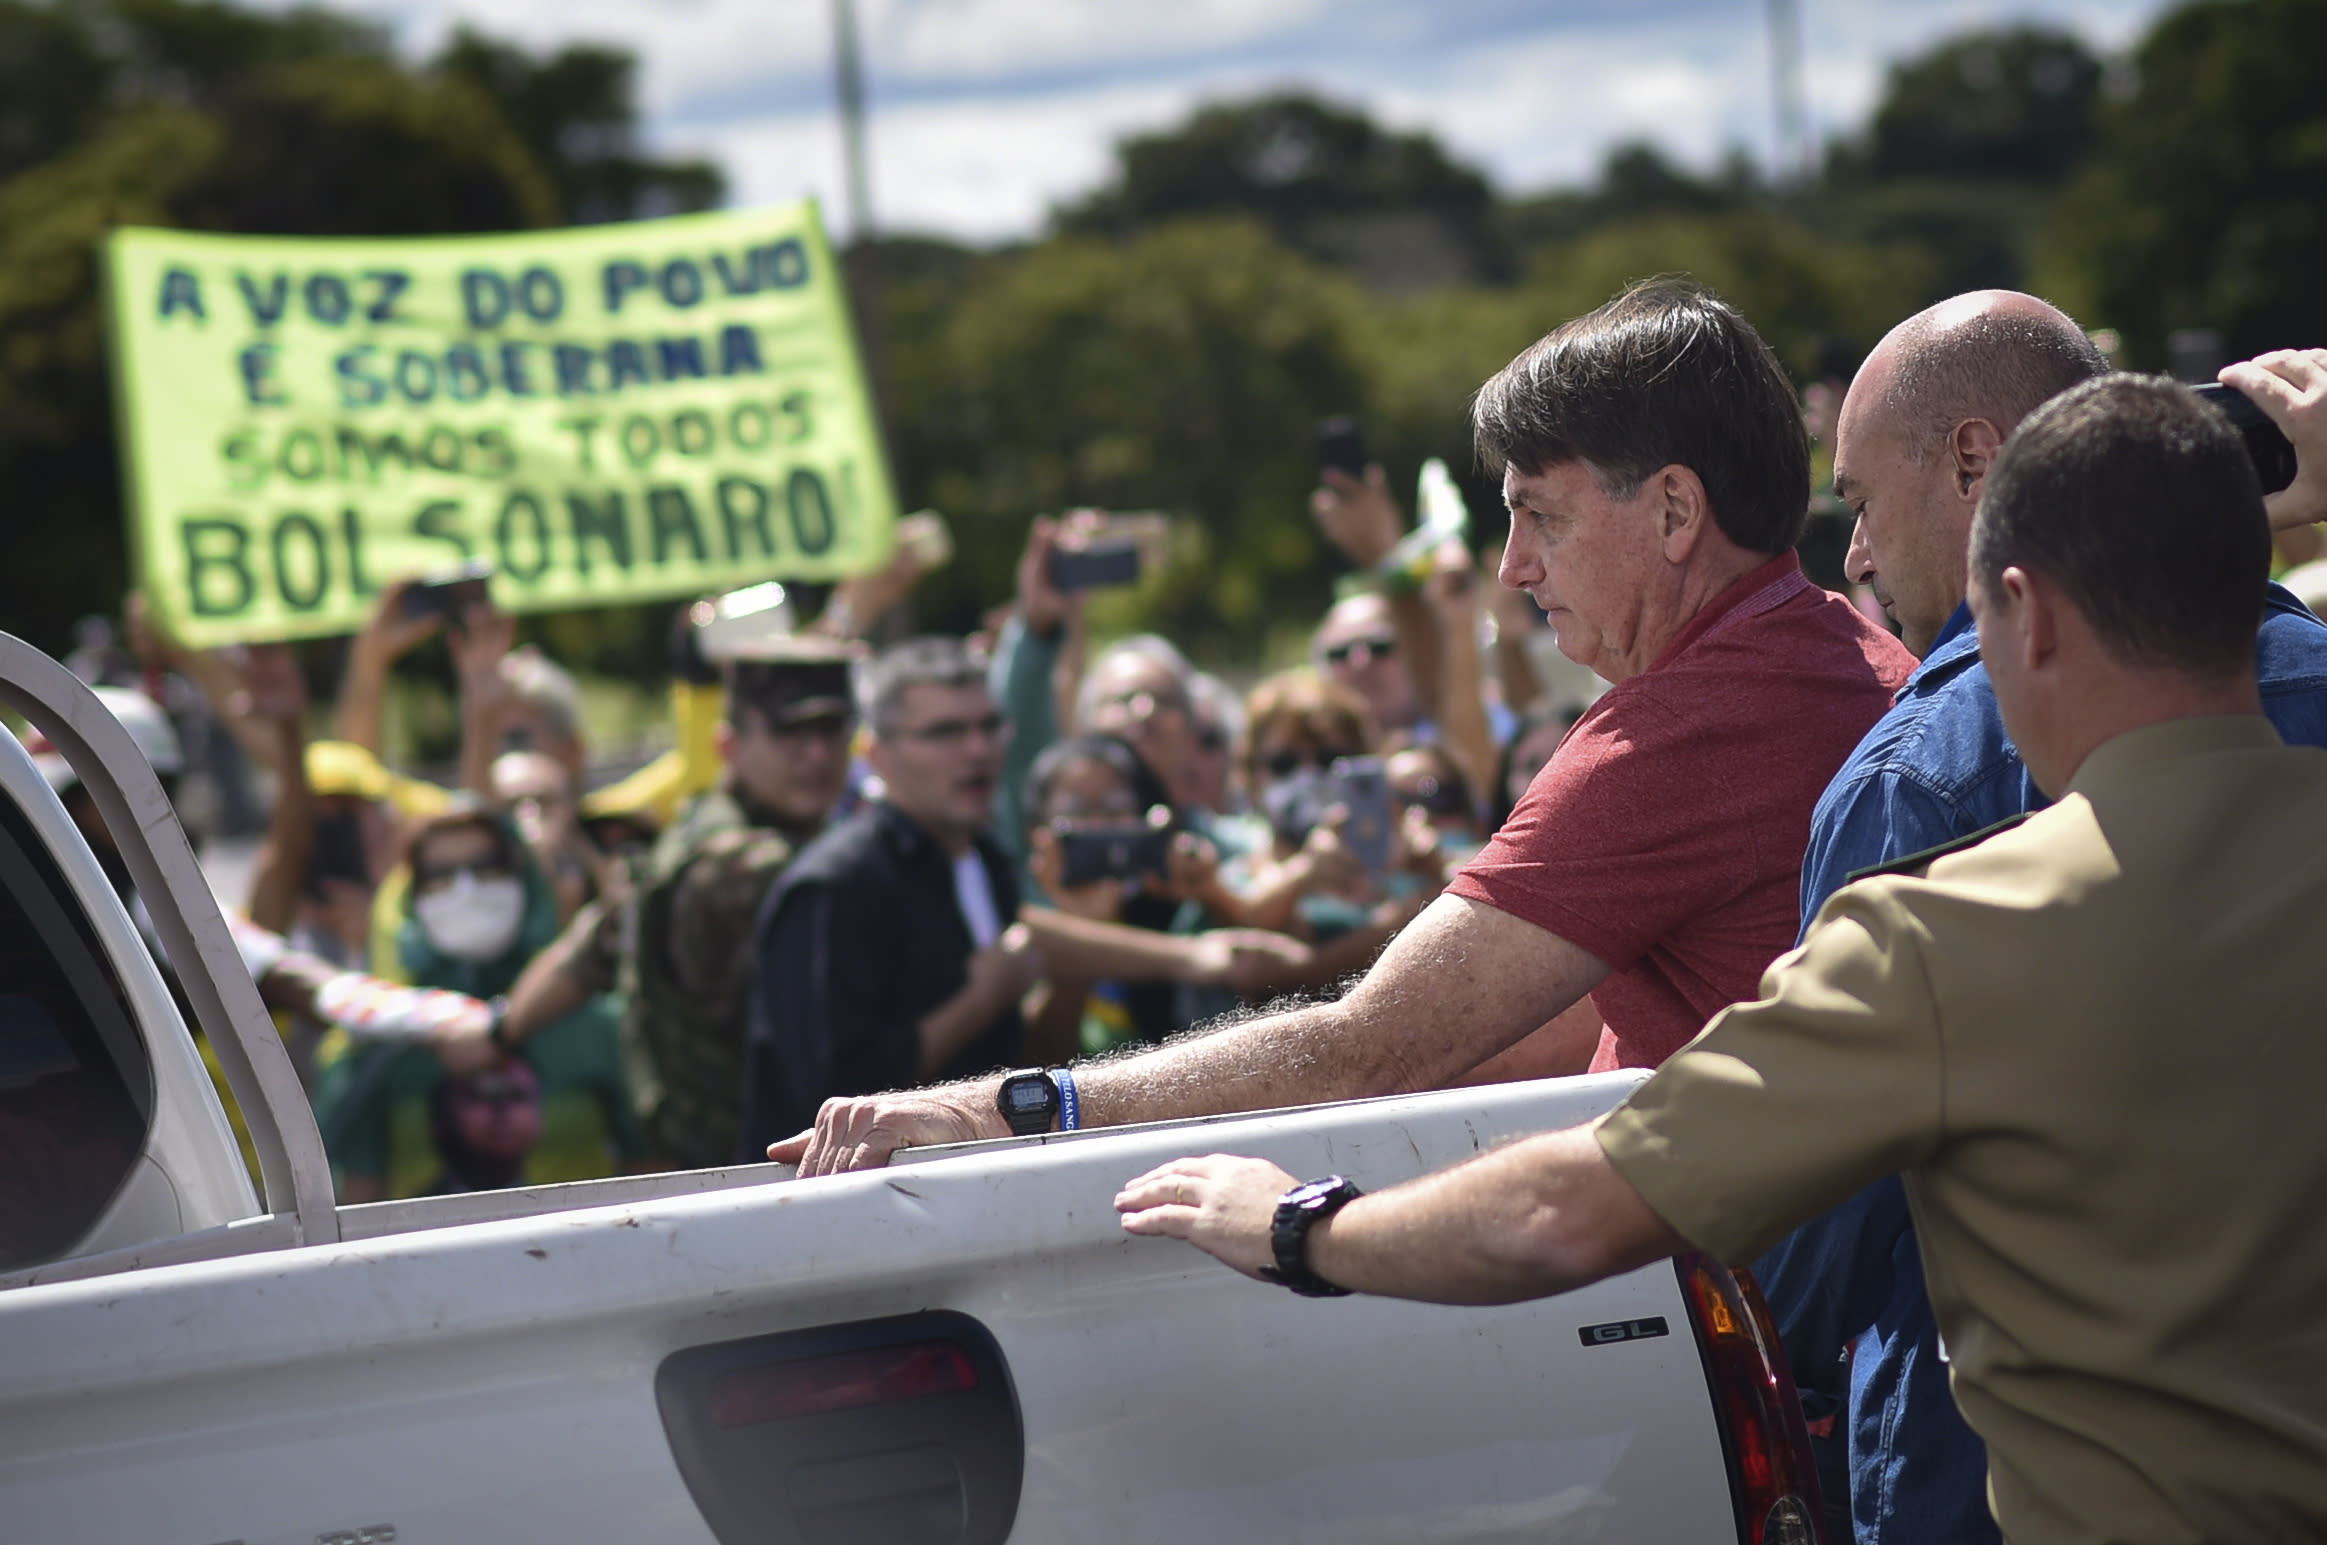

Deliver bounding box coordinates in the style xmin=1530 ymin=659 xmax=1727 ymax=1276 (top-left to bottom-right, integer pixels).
xmin=995 ymin=1069 xmax=1061 ymax=1137
xmin=1261 ymin=1175 xmax=1364 ymax=1297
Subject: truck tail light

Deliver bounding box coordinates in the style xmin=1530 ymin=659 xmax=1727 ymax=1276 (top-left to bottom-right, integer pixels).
xmin=1677 ymin=1252 xmax=1825 ymax=1545
xmin=711 ymin=1340 xmax=980 ymax=1428
xmin=658 ymin=1311 xmax=1021 ymax=1545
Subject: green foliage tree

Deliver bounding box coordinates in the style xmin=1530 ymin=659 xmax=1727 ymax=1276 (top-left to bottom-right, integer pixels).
xmin=1848 ymin=27 xmax=2101 ymax=184
xmin=0 ymin=0 xmax=713 ymax=659
xmin=435 ymin=29 xmax=723 ymax=224
xmin=2037 ymin=0 xmax=2327 ymax=366
xmin=1057 ymin=93 xmax=1503 ymax=289
xmin=879 ymin=219 xmax=1372 ymax=657
xmin=1503 ymin=141 xmax=1762 ymax=252
xmin=1815 ymin=26 xmax=2101 ymax=299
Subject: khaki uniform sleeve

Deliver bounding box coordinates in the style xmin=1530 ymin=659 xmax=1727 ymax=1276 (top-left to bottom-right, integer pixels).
xmin=1596 ymin=880 xmax=1948 ymax=1264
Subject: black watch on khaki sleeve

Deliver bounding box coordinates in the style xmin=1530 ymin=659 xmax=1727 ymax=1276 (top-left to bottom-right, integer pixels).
xmin=1260 ymin=1175 xmax=1364 ymax=1297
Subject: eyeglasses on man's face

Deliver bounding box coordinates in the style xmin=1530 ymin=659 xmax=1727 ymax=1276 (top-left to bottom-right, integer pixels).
xmin=887 ymin=711 xmax=1008 ymax=748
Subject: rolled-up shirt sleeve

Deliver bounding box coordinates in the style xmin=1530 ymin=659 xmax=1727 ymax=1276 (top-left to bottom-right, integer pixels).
xmin=1596 ymin=881 xmax=1947 ymax=1265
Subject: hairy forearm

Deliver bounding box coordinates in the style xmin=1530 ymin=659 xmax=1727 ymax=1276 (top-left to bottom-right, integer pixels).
xmin=1076 ymin=996 xmax=1372 ymax=1126
xmin=1074 ymin=894 xmax=1594 ymax=1126
xmin=1270 ymin=899 xmax=1416 ymax=993
xmin=854 ymin=895 xmax=1598 ymax=1152
xmin=1306 ymin=1124 xmax=1680 ymax=1305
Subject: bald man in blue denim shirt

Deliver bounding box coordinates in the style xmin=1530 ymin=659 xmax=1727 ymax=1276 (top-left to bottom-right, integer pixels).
xmin=1761 ymin=305 xmax=2327 ymax=1542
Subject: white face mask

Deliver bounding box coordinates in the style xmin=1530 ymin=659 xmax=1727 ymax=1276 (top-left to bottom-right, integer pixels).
xmin=413 ymin=873 xmax=525 ymax=962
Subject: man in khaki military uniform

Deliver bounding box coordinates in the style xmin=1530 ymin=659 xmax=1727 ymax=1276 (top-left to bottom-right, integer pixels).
xmin=499 ymin=630 xmax=855 ymax=1170
xmin=1125 ymin=372 xmax=2327 ymax=1543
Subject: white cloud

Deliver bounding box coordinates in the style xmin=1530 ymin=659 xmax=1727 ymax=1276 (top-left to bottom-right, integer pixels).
xmin=270 ymin=0 xmax=2180 ymax=243
xmin=701 ymin=76 xmax=1207 ymax=242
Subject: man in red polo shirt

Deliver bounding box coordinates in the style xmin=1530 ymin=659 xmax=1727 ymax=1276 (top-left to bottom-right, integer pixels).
xmin=778 ymin=279 xmax=1913 ymax=1173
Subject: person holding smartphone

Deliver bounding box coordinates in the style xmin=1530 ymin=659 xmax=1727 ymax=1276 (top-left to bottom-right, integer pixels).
xmin=1760 ymin=302 xmax=2327 ymax=1545
xmin=1020 ymin=734 xmax=1184 ymax=1057
xmin=777 ymin=280 xmax=1914 ymax=1176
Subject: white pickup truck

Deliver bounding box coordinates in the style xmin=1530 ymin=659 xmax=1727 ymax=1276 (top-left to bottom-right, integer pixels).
xmin=0 ymin=630 xmax=1822 ymax=1545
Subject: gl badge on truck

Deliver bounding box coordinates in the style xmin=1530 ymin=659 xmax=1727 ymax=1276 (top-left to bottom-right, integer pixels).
xmin=1578 ymin=1316 xmax=1670 ymax=1346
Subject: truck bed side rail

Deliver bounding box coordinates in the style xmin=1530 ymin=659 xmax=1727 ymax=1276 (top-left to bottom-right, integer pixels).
xmin=0 ymin=632 xmax=336 ymax=1246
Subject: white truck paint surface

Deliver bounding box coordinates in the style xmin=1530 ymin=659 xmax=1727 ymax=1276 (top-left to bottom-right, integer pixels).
xmin=0 ymin=632 xmax=1814 ymax=1544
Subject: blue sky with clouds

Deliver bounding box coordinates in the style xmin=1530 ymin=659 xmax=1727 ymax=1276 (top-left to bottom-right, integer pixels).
xmin=283 ymin=0 xmax=2175 ymax=242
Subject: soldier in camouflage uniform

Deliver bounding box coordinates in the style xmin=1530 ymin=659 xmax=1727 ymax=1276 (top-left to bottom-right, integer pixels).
xmin=498 ymin=635 xmax=855 ymax=1169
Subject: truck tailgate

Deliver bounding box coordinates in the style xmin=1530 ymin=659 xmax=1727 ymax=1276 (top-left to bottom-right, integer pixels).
xmin=0 ymin=1074 xmax=1737 ymax=1544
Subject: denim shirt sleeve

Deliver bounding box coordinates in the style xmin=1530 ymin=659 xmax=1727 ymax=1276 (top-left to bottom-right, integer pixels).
xmin=1797 ymin=760 xmax=1964 ymax=934
xmin=1775 ymin=694 xmax=1980 ymax=1387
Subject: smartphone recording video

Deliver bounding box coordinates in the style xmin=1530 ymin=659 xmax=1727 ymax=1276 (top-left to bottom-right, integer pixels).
xmin=1047 ymin=538 xmax=1142 ymax=592
xmin=1317 ymin=416 xmax=1368 ymax=479
xmin=400 ymin=562 xmax=495 ymax=620
xmin=1331 ymin=755 xmax=1394 ymax=874
xmin=1057 ymin=824 xmax=1173 ymax=887
xmin=2193 ymin=383 xmax=2299 ymax=496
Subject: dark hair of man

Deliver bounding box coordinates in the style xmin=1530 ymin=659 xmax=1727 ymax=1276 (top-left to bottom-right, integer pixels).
xmin=726 ymin=660 xmax=854 ymax=736
xmin=864 ymin=636 xmax=988 ymax=735
xmin=1879 ymin=307 xmax=2110 ymax=453
xmin=1969 ymin=374 xmax=2269 ymax=679
xmin=1471 ymin=278 xmax=1811 ymax=553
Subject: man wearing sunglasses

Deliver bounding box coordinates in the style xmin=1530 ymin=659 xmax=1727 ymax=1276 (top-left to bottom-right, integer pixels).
xmin=1312 ymin=593 xmax=1418 ymax=737
xmin=775 ymin=279 xmax=1915 ymax=1176
xmin=497 ymin=627 xmax=858 ymax=1170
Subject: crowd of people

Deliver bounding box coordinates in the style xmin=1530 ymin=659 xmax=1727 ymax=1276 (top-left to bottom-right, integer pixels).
xmin=29 ymin=273 xmax=2327 ymax=1543
xmin=38 ymin=397 xmax=1609 ymax=1201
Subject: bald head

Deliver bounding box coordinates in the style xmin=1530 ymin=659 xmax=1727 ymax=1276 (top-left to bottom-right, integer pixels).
xmin=1872 ymin=291 xmax=2109 ymax=455
xmin=1835 ymin=292 xmax=2111 ymax=657
xmin=1313 ymin=592 xmax=1418 ymax=731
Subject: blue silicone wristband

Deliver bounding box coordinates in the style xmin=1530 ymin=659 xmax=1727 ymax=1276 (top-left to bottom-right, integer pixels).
xmin=1050 ymin=1067 xmax=1079 ymax=1131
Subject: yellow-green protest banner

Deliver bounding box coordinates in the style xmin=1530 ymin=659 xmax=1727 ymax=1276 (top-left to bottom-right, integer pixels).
xmin=105 ymin=203 xmax=897 ymax=646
